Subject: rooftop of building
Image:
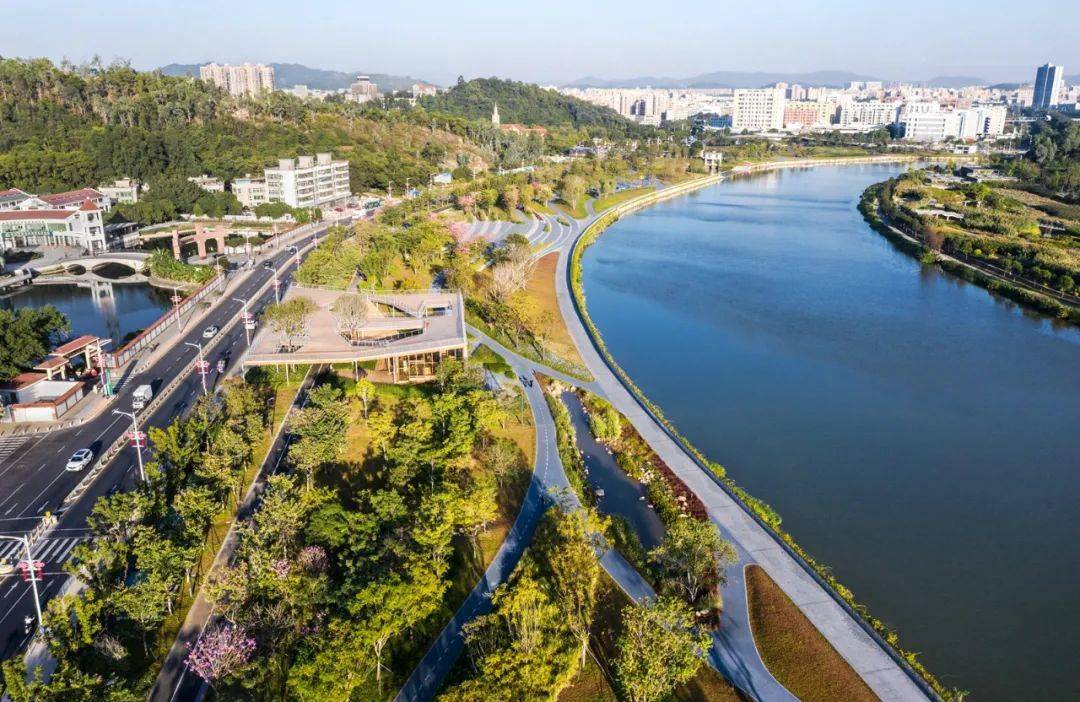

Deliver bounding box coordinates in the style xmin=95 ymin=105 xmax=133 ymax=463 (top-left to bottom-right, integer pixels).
xmin=243 ymin=287 xmax=466 ymax=367
xmin=0 ymin=209 xmax=77 ymax=221
xmin=39 ymin=188 xmax=105 ymax=208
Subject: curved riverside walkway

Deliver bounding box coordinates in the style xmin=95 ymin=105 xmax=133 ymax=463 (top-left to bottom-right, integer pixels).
xmin=554 ymin=166 xmax=933 ymax=701
xmin=472 ymin=329 xmax=796 ymax=702
xmin=398 ymin=159 xmax=934 ymax=702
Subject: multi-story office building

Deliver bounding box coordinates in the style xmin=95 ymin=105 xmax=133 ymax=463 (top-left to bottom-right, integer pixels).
xmin=732 ymin=88 xmax=785 ymax=132
xmin=1033 ymin=63 xmax=1064 ymax=108
xmin=199 ymin=63 xmax=275 ymax=98
xmin=264 ymin=153 xmax=351 ymax=209
xmin=348 ymin=75 xmax=380 ymax=103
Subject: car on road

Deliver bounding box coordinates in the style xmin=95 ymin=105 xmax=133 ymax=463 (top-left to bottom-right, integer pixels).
xmin=263 ymin=261 xmax=274 ymax=270
xmin=65 ymin=449 xmax=94 ymax=472
xmin=202 ymin=325 xmax=219 ymax=339
xmin=286 ymin=245 xmax=298 ymax=253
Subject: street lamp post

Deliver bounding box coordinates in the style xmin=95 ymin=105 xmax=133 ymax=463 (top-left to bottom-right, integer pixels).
xmin=1 ymin=535 xmax=42 ymax=634
xmin=273 ymin=276 xmax=281 ymax=304
xmin=171 ymin=286 xmax=184 ymax=332
xmin=113 ymin=409 xmax=146 ymax=482
xmin=184 ymin=341 xmax=209 ymax=395
xmin=234 ymin=297 xmax=253 ymax=345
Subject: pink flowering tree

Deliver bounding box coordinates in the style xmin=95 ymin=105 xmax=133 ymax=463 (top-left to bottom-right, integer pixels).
xmin=448 ymin=220 xmax=472 ymax=245
xmin=186 ymin=624 xmax=256 ymax=686
xmin=298 ymin=545 xmax=328 ymax=573
xmin=456 ymin=193 xmax=476 ymax=216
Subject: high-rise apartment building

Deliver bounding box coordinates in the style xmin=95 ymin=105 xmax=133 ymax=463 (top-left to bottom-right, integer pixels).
xmin=1032 ymin=63 xmax=1064 ymax=108
xmin=199 ymin=63 xmax=275 ymax=98
xmin=348 ymin=75 xmax=380 ymax=103
xmin=732 ymin=88 xmax=785 ymax=132
xmin=264 ymin=153 xmax=351 ymax=209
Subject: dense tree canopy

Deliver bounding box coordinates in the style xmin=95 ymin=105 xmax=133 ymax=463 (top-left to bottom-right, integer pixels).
xmin=0 ymin=306 xmax=70 ymax=381
xmin=421 ymin=77 xmax=646 ymax=136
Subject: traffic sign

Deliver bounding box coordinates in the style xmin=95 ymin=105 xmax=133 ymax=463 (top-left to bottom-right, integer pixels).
xmin=129 ymin=430 xmax=147 ymax=448
xmin=195 ymin=359 xmax=210 ymax=374
xmin=17 ymin=560 xmax=45 ymax=581
xmin=170 ymin=295 xmax=183 ymax=304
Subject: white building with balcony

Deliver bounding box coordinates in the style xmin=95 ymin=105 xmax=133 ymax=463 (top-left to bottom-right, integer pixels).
xmin=264 ymin=153 xmax=351 ymax=209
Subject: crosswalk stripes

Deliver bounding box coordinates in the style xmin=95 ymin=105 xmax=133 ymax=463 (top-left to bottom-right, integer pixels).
xmin=0 ymin=436 xmax=28 ymax=462
xmin=0 ymin=537 xmax=87 ymax=567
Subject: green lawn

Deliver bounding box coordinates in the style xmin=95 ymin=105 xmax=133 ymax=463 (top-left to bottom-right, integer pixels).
xmin=555 ymin=197 xmax=588 ymax=219
xmin=594 ymin=187 xmax=653 ymax=212
xmin=746 ymin=564 xmax=877 ymax=702
xmin=472 ymin=343 xmax=515 ymax=378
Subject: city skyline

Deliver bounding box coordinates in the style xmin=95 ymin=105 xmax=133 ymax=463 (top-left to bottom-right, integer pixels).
xmin=5 ymin=0 xmax=1077 ymax=86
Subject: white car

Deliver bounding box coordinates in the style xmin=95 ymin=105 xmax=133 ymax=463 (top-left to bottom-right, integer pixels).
xmin=202 ymin=325 xmax=219 ymax=339
xmin=65 ymin=449 xmax=94 ymax=472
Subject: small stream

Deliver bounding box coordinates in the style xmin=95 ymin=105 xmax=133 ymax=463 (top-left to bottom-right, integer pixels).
xmin=560 ymin=390 xmax=666 ymax=550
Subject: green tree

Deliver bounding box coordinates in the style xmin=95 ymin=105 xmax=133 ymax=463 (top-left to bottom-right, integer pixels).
xmin=263 ymin=296 xmax=316 ymax=352
xmin=353 ymin=376 xmax=376 ymax=418
xmin=290 ymin=384 xmax=348 ymax=490
xmin=650 ymin=518 xmax=738 ymax=607
xmin=615 ymin=597 xmax=710 ymax=702
xmin=0 ymin=307 xmax=70 ymax=381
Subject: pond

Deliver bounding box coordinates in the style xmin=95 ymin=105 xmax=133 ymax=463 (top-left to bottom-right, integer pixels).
xmin=2 ymin=280 xmax=173 ymax=347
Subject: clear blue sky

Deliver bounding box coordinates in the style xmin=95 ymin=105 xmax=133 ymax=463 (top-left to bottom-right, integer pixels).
xmin=6 ymin=0 xmax=1077 ymax=85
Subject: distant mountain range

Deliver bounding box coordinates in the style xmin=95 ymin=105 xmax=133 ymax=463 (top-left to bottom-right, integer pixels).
xmin=563 ymin=70 xmax=1045 ymax=89
xmin=565 ymin=70 xmax=880 ymax=89
xmin=158 ymin=63 xmax=432 ymax=93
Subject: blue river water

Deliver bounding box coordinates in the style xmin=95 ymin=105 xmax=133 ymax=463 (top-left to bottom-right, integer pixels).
xmin=580 ymin=163 xmax=1080 ymax=701
xmin=1 ymin=281 xmax=172 ymax=346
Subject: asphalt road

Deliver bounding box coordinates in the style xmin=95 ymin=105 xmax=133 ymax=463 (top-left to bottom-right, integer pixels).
xmin=0 ymin=227 xmax=324 ymax=662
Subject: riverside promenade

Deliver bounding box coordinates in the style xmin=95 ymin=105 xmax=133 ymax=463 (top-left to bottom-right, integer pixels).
xmin=553 ymin=159 xmax=935 ymax=702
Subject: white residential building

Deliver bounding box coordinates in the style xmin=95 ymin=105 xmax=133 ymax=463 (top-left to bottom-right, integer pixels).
xmin=199 ymin=63 xmax=275 ymax=98
xmin=898 ymin=102 xmax=1008 ymax=142
xmin=188 ymin=175 xmax=225 ymax=193
xmin=956 ymin=106 xmax=1008 ymax=139
xmin=839 ymin=101 xmax=901 ymax=128
xmin=231 ymin=177 xmax=268 ymax=210
xmin=264 ymin=153 xmax=351 ymax=209
xmin=0 ymin=191 xmax=107 ymax=252
xmin=732 ymin=88 xmax=785 ymax=132
xmin=97 ymin=178 xmax=140 ymax=205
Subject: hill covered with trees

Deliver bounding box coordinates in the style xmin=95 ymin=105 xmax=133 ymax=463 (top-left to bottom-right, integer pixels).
xmin=422 ymin=77 xmax=644 ymax=135
xmin=0 ymin=57 xmax=483 ymax=207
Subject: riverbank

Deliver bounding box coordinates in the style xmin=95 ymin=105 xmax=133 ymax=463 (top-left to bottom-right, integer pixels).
xmin=564 ymin=159 xmax=955 ymax=701
xmin=859 ymin=178 xmax=1080 ymax=324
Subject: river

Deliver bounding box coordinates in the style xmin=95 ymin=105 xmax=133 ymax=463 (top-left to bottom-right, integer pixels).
xmin=579 ymin=163 xmax=1080 ymax=701
xmin=1 ymin=280 xmax=172 ymax=347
